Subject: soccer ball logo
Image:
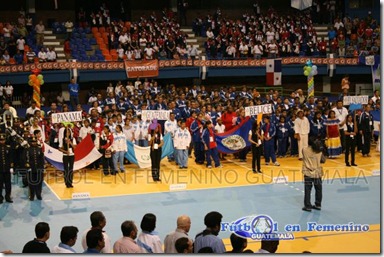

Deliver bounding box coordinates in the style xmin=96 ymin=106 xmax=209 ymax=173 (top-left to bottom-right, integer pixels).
xmin=252 ymin=215 xmax=273 ymax=234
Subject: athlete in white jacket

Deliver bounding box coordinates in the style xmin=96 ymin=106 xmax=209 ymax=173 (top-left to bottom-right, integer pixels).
xmin=111 ymin=125 xmax=127 ymax=173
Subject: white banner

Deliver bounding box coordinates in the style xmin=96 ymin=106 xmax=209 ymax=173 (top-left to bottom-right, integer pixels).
xmin=141 ymin=110 xmax=171 ymax=121
xmin=343 ymin=96 xmax=369 ymax=105
xmin=245 ymin=104 xmax=273 ymax=116
xmin=51 ymin=111 xmax=83 ymax=123
xmin=134 ymin=145 xmax=151 ymax=168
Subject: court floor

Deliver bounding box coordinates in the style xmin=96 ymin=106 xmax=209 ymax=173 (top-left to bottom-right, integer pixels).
xmin=0 ymin=150 xmax=380 ymax=253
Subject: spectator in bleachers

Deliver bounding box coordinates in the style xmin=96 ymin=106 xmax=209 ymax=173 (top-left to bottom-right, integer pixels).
xmin=38 ymin=47 xmax=47 ymax=62
xmin=46 ymin=47 xmax=57 ymax=62
xmin=35 ymin=21 xmax=45 ymax=47
xmin=26 ymin=48 xmax=36 ymax=63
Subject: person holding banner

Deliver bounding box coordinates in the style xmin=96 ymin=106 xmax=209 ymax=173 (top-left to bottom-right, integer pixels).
xmin=261 ymin=116 xmax=280 ymax=166
xmin=201 ymin=121 xmax=221 ymax=169
xmin=248 ymin=120 xmax=263 ymax=173
xmin=149 ymin=124 xmax=164 ymax=182
xmin=344 ymin=114 xmax=358 ymax=166
xmin=59 ymin=123 xmax=76 ymax=188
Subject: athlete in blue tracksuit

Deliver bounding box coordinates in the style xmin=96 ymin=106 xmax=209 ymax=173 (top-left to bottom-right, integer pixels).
xmin=276 ymin=116 xmax=290 ymax=157
xmin=260 ymin=116 xmax=280 ymax=166
xmin=288 ymin=114 xmax=299 ymax=156
xmin=201 ymin=121 xmax=221 ymax=168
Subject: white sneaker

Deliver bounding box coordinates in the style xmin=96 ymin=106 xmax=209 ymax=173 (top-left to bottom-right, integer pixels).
xmin=274 ymin=162 xmax=280 ymax=166
xmin=207 ymin=165 xmax=212 ymax=168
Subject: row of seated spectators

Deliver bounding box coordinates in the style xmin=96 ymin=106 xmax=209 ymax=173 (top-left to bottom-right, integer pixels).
xmin=193 ymin=5 xmax=379 ymax=60
xmin=327 ymin=14 xmax=380 ymax=58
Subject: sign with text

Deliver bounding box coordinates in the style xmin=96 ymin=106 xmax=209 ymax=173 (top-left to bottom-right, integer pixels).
xmin=51 ymin=111 xmax=82 ymax=123
xmin=245 ymin=104 xmax=273 ymax=116
xmin=124 ymin=59 xmax=159 ymax=78
xmin=141 ymin=110 xmax=171 ymax=121
xmin=343 ymin=95 xmax=369 ymax=105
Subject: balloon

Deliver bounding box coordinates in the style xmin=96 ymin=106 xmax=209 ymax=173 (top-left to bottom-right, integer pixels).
xmin=306 ymin=59 xmax=313 ymax=67
xmin=312 ymin=65 xmax=317 ymax=72
xmin=40 ymin=80 xmax=44 ymax=85
xmin=304 ymin=70 xmax=309 ymax=76
xmin=31 ymin=68 xmax=40 ymax=75
xmin=28 ymin=80 xmax=33 ymax=86
xmin=37 ymin=74 xmax=43 ymax=80
xmin=28 ymin=74 xmax=33 ymax=80
xmin=305 ymin=66 xmax=312 ymax=73
xmin=30 ymin=74 xmax=37 ymax=80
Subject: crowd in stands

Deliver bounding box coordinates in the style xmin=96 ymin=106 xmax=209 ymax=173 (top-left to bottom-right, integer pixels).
xmin=193 ymin=4 xmax=380 ymax=59
xmin=0 ymin=2 xmax=380 ymax=64
xmin=14 ymin=211 xmax=282 ymax=253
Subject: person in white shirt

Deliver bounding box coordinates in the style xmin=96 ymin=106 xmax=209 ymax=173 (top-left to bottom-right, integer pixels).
xmin=214 ymin=118 xmax=225 ymax=133
xmin=137 ymin=213 xmax=163 ymax=253
xmin=371 ymin=89 xmax=380 ymax=104
xmin=123 ymin=119 xmax=135 ymax=142
xmin=78 ymin=119 xmax=93 ymax=142
xmin=46 ymin=47 xmax=56 ymax=62
xmin=117 ymin=44 xmax=125 ymax=61
xmin=81 ymin=211 xmax=112 ymax=253
xmin=51 ymin=226 xmax=79 ymax=253
xmin=294 ymin=109 xmax=310 ymax=160
xmin=226 ymin=43 xmax=236 ymax=59
xmin=26 ymin=101 xmax=40 ymax=117
xmin=332 ymin=100 xmax=349 ymax=152
xmin=253 ymin=42 xmax=263 ymax=59
xmin=134 ymin=118 xmax=150 ymax=146
xmin=173 ymin=120 xmax=191 ymax=169
xmin=144 ymin=44 xmax=155 ymax=59
xmin=38 ymin=47 xmax=47 ymax=62
xmin=206 ymin=27 xmax=214 ymax=39
xmin=111 ymin=125 xmax=127 ymax=173
xmin=16 ymin=36 xmax=25 ymax=54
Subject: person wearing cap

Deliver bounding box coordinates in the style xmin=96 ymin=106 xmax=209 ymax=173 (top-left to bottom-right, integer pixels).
xmin=294 ymin=109 xmax=310 ymax=160
xmin=0 ymin=133 xmax=13 ymax=203
xmin=26 ymin=136 xmax=44 ymax=201
xmin=59 ymin=123 xmax=77 ymax=188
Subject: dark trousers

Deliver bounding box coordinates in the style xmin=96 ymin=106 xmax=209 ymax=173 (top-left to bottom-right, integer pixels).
xmin=27 ymin=169 xmax=43 ymax=199
xmin=194 ymin=141 xmax=205 ymax=164
xmin=356 ymin=133 xmax=362 ymax=151
xmin=70 ymin=96 xmax=79 ymax=111
xmin=290 ymin=135 xmax=298 ymax=155
xmin=102 ymin=156 xmax=114 ymax=175
xmin=205 ymin=147 xmax=220 ymax=167
xmin=278 ymin=137 xmax=288 ymax=156
xmin=362 ymin=133 xmax=372 ymax=155
xmin=345 ymin=137 xmax=356 ymax=164
xmin=238 ymin=146 xmax=249 ymax=160
xmin=0 ymin=172 xmax=11 ymax=198
xmin=63 ymin=155 xmax=74 ymax=187
xmin=252 ymin=145 xmax=262 ymax=172
xmin=150 ymin=149 xmax=161 ymax=180
xmin=264 ymin=139 xmax=276 ymax=163
xmin=339 ymin=129 xmax=345 ymax=152
xmin=304 ymin=175 xmax=322 ymax=208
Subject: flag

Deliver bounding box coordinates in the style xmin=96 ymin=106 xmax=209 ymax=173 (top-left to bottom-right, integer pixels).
xmin=44 ymin=134 xmax=102 ymax=171
xmin=125 ymin=141 xmax=151 ymax=169
xmin=200 ymin=55 xmax=207 ymax=80
xmin=215 ymin=117 xmax=254 ymax=154
xmin=371 ymin=110 xmax=380 ymax=136
xmin=327 ymin=53 xmax=335 ymax=77
xmin=125 ymin=133 xmax=174 ymax=169
xmin=349 ymin=103 xmax=362 ymax=112
xmin=266 ymin=59 xmax=282 ymax=85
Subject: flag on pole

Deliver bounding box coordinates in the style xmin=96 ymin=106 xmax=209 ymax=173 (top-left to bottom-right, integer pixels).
xmin=44 ymin=134 xmax=102 ymax=171
xmin=266 ymin=59 xmax=282 ymax=85
xmin=327 ymin=53 xmax=336 ymax=77
xmin=200 ymin=55 xmax=207 ymax=80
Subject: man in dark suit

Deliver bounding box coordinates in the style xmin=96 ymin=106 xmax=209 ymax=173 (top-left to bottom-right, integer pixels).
xmin=0 ymin=133 xmax=13 ymax=203
xmin=26 ymin=136 xmax=45 ymax=201
xmin=358 ymin=104 xmax=374 ymax=157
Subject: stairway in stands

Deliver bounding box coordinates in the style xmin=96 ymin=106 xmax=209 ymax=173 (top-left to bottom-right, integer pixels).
xmin=43 ymin=30 xmax=66 ymax=62
xmin=180 ymin=27 xmax=205 ymax=58
xmin=314 ymin=24 xmax=330 ymax=52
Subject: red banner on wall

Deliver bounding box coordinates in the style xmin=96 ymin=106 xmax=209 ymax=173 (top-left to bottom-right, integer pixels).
xmin=124 ymin=60 xmax=159 ymax=78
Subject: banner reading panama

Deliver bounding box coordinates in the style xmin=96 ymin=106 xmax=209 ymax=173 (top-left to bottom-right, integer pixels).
xmin=216 ymin=117 xmax=254 ymax=154
xmin=51 ymin=111 xmax=83 ymax=123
